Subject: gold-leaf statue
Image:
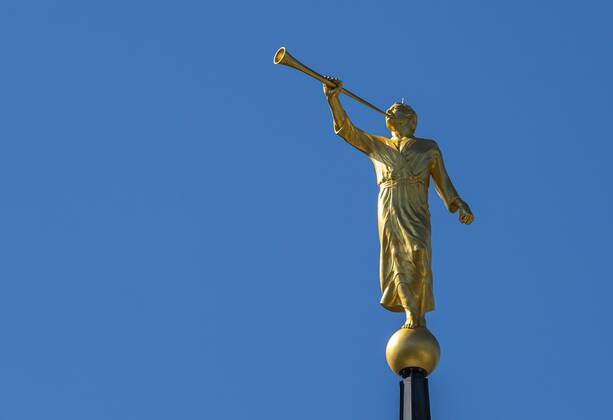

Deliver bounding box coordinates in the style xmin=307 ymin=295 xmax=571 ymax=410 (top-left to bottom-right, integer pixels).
xmin=323 ymin=78 xmax=473 ymax=330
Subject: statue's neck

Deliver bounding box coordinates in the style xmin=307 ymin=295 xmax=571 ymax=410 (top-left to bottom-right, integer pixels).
xmin=391 ymin=131 xmax=415 ymax=141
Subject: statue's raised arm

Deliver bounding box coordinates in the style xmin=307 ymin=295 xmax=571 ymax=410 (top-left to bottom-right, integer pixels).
xmin=323 ymin=77 xmax=385 ymax=157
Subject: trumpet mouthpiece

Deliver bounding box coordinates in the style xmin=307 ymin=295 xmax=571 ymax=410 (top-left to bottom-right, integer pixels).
xmin=273 ymin=47 xmax=286 ymax=64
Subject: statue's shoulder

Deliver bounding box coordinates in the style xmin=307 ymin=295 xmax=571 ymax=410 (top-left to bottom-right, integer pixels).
xmin=372 ymin=134 xmax=391 ymax=142
xmin=371 ymin=134 xmax=395 ymax=148
xmin=415 ymin=137 xmax=440 ymax=152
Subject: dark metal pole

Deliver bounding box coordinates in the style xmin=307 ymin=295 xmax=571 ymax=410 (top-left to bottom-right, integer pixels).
xmin=399 ymin=368 xmax=431 ymax=420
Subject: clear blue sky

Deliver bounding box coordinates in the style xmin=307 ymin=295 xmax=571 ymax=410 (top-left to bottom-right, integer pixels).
xmin=1 ymin=1 xmax=612 ymax=419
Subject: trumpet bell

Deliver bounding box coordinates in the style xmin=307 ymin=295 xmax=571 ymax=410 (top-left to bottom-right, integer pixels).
xmin=273 ymin=47 xmax=328 ymax=86
xmin=273 ymin=47 xmax=287 ymax=65
xmin=274 ymin=47 xmax=301 ymax=70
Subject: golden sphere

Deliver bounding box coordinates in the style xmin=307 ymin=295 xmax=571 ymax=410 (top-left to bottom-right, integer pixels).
xmin=385 ymin=327 xmax=440 ymax=375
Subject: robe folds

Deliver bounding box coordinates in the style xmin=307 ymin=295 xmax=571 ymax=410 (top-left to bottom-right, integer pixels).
xmin=334 ymin=115 xmax=461 ymax=314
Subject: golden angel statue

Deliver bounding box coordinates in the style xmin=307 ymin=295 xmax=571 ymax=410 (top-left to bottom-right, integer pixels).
xmin=323 ymin=77 xmax=474 ymax=329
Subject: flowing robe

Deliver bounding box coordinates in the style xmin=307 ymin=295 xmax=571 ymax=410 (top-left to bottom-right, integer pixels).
xmin=333 ymin=114 xmax=461 ymax=314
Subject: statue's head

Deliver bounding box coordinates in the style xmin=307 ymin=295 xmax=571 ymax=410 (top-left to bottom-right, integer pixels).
xmin=386 ymin=102 xmax=417 ymax=136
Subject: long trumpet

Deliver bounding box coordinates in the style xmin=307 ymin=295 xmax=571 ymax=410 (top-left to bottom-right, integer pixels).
xmin=273 ymin=47 xmax=389 ymax=117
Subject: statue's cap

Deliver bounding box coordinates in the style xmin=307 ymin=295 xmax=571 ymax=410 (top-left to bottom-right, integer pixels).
xmin=387 ymin=102 xmax=416 ymax=117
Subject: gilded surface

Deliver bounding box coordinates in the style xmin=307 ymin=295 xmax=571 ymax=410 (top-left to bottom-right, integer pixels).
xmin=386 ymin=327 xmax=440 ymax=375
xmin=324 ymin=79 xmax=474 ymax=329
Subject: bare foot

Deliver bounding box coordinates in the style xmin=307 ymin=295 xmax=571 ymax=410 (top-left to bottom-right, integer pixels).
xmin=401 ymin=316 xmax=426 ymax=329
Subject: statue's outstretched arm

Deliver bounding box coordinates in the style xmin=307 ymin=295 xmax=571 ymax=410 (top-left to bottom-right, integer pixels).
xmin=323 ymin=78 xmax=380 ymax=156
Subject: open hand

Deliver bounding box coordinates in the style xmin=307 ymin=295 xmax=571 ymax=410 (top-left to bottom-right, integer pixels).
xmin=323 ymin=76 xmax=343 ymax=98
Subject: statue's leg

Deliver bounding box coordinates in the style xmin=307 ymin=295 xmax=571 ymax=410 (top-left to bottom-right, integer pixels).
xmin=412 ymin=246 xmax=428 ymax=328
xmin=409 ymin=244 xmax=428 ymax=328
xmin=397 ymin=282 xmax=424 ymax=329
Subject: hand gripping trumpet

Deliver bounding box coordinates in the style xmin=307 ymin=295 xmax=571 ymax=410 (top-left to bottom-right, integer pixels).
xmin=273 ymin=47 xmax=389 ymax=117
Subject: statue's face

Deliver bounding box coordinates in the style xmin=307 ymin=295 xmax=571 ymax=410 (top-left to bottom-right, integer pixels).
xmin=385 ymin=103 xmax=417 ymax=135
